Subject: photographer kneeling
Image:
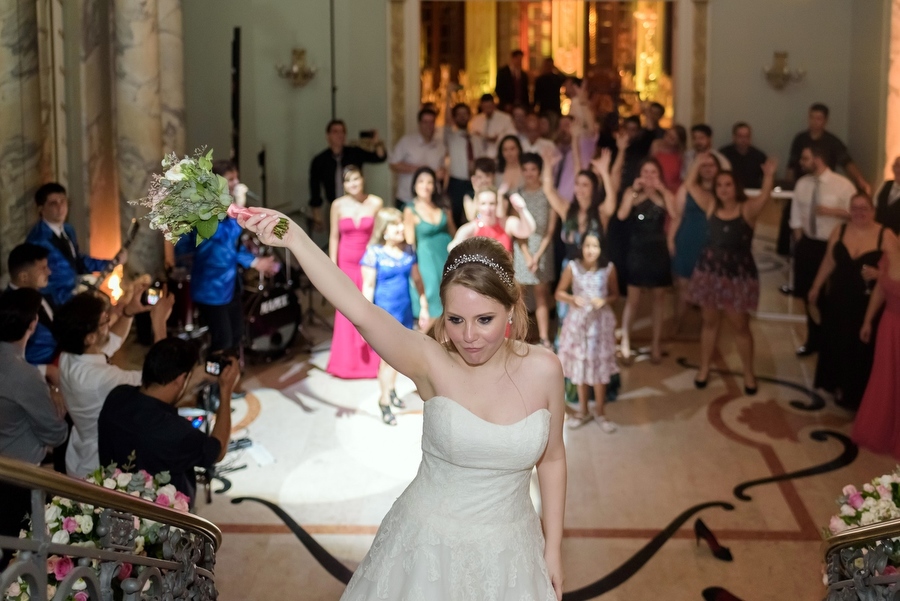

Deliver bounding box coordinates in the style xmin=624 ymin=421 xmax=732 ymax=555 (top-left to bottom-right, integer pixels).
xmin=97 ymin=337 xmax=239 ymax=508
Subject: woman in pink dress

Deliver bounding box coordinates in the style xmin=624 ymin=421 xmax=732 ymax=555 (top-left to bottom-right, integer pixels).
xmin=326 ymin=167 xmax=383 ymax=378
xmin=853 ymin=240 xmax=900 ymax=458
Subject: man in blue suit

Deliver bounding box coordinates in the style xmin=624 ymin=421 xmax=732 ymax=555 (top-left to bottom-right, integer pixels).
xmin=25 ymin=183 xmax=125 ymax=307
xmin=174 ymin=160 xmax=277 ymax=355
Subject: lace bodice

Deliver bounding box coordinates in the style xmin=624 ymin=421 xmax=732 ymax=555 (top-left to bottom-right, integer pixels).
xmin=341 ymin=396 xmax=555 ymax=601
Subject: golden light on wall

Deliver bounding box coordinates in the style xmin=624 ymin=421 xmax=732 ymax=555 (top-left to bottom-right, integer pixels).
xmin=886 ymin=0 xmax=900 ymax=180
xmin=551 ymin=1 xmax=585 ymax=78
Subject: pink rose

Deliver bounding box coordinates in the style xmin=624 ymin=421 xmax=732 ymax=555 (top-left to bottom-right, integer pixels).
xmin=848 ymin=492 xmax=865 ymax=510
xmin=878 ymin=485 xmax=892 ymax=500
xmin=842 ymin=484 xmax=859 ymax=497
xmin=118 ymin=562 xmax=133 ymax=580
xmin=53 ymin=556 xmax=73 ymax=580
xmin=138 ymin=470 xmax=153 ymax=485
xmin=829 ymin=515 xmax=848 ymax=535
xmin=883 ymin=565 xmax=898 ymax=576
xmin=113 ymin=468 xmax=122 ymax=477
xmin=173 ymin=491 xmax=190 ymax=512
xmin=62 ymin=517 xmax=78 ymax=533
xmin=47 ymin=555 xmax=60 ymax=574
xmin=155 ymin=493 xmax=171 ymax=507
xmin=74 ymin=591 xmax=89 ymax=601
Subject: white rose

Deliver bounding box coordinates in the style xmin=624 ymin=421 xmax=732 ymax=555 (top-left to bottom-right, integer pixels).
xmin=76 ymin=515 xmax=93 ymax=534
xmin=157 ymin=484 xmax=177 ymax=502
xmin=46 ymin=585 xmax=56 ymax=598
xmin=45 ymin=505 xmax=61 ymax=523
xmin=840 ymin=503 xmax=857 ymax=517
xmin=59 ymin=498 xmax=72 ymax=508
xmin=116 ymin=473 xmax=133 ymax=489
xmin=164 ymin=165 xmax=185 ymax=182
xmin=860 ymin=512 xmax=876 ymax=526
xmin=880 ymin=475 xmax=894 ymax=488
xmin=134 ymin=536 xmax=145 ymax=555
xmin=72 ymin=579 xmax=86 ymax=591
xmin=51 ymin=530 xmax=69 ymax=545
xmin=102 ymin=478 xmax=116 ymax=489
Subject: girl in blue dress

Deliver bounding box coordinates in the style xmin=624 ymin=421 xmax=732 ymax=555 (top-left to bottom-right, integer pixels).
xmin=361 ymin=208 xmax=429 ymax=425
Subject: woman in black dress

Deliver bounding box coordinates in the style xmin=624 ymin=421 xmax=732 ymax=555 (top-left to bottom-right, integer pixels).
xmin=688 ymin=159 xmax=777 ymax=393
xmin=808 ymin=193 xmax=898 ymax=409
xmin=617 ymin=158 xmax=676 ymax=363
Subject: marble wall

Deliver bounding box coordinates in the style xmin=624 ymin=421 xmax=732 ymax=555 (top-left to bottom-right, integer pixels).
xmin=0 ymin=0 xmax=46 ymax=276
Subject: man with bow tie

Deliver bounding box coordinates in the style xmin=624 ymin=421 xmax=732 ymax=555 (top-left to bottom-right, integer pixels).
xmin=25 ymin=183 xmax=125 ymax=307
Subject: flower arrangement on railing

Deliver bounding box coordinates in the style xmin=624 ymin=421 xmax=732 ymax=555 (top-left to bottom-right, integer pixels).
xmin=131 ymin=148 xmax=287 ymax=245
xmin=3 ymin=458 xmax=190 ymax=601
xmin=826 ymin=469 xmax=900 ymax=537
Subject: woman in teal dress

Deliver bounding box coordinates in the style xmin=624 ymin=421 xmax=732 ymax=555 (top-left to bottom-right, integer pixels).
xmin=669 ymin=153 xmax=720 ymax=333
xmin=403 ymin=167 xmax=456 ymax=322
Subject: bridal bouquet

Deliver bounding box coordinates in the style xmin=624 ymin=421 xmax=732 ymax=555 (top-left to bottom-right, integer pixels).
xmin=4 ymin=459 xmax=189 ymax=601
xmin=133 ymin=149 xmax=287 ymax=245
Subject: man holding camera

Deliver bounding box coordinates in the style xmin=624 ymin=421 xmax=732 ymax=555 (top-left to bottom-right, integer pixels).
xmin=55 ymin=286 xmax=172 ymax=477
xmin=99 ymin=337 xmax=239 ymax=506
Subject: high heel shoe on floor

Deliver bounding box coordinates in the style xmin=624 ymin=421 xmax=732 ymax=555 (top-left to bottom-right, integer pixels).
xmin=694 ymin=375 xmax=708 ymax=389
xmin=743 ymin=378 xmax=758 ymax=396
xmin=694 ymin=518 xmax=733 ymax=562
xmin=701 ymin=587 xmax=744 ymax=601
xmin=389 ymin=389 xmax=406 ymax=409
xmin=379 ymin=404 xmax=397 ymax=426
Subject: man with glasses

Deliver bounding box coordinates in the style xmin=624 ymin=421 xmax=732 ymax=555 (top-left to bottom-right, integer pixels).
xmin=55 ymin=287 xmax=172 ymax=477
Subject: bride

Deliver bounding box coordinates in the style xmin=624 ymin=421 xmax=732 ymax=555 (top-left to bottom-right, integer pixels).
xmin=240 ymin=211 xmax=566 ymax=600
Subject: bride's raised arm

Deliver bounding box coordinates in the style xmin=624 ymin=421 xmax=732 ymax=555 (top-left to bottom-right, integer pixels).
xmin=240 ymin=211 xmax=440 ymax=383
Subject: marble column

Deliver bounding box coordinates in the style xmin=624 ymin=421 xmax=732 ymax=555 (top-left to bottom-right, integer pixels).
xmin=886 ymin=0 xmax=900 ymax=179
xmin=0 ymin=0 xmax=45 ymax=276
xmin=81 ymin=0 xmax=121 ymax=260
xmin=113 ymin=0 xmax=183 ymax=277
xmin=691 ymin=0 xmax=709 ymax=126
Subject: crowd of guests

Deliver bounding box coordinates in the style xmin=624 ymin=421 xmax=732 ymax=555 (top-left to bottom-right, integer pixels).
xmin=308 ymin=50 xmax=900 ymax=453
xmin=4 ymin=53 xmax=900 ymax=552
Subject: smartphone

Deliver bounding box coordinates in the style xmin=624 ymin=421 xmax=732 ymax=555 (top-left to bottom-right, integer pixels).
xmin=359 ymin=130 xmax=375 ymax=139
xmin=205 ymin=360 xmax=222 ymax=376
xmin=145 ymin=287 xmax=161 ymax=306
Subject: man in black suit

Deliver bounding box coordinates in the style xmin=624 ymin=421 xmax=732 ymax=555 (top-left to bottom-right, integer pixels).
xmin=496 ymin=50 xmax=530 ymax=111
xmin=874 ymin=156 xmax=900 ymax=233
xmin=533 ymin=57 xmax=566 ymax=116
xmin=308 ymin=119 xmax=387 ymax=231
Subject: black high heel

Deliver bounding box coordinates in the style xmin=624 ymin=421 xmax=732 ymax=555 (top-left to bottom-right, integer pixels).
xmin=694 ymin=518 xmax=733 ymax=561
xmin=694 ymin=375 xmax=708 ymax=389
xmin=389 ymin=390 xmax=406 ymax=409
xmin=701 ymin=587 xmax=744 ymax=601
xmin=743 ymin=377 xmax=758 ymax=396
xmin=379 ymin=404 xmax=397 ymax=426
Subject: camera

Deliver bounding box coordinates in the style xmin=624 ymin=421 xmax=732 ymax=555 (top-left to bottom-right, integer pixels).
xmin=359 ymin=130 xmax=375 ymax=139
xmin=145 ymin=287 xmax=162 ymax=306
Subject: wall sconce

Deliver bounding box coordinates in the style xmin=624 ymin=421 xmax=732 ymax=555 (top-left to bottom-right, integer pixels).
xmin=763 ymin=51 xmax=805 ymax=90
xmin=276 ymin=48 xmax=317 ymax=87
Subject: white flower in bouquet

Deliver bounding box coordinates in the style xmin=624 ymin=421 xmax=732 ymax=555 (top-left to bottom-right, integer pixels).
xmin=51 ymin=530 xmax=69 ymax=545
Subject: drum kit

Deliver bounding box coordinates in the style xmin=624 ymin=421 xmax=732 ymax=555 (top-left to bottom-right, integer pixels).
xmin=165 ymin=232 xmax=319 ymax=360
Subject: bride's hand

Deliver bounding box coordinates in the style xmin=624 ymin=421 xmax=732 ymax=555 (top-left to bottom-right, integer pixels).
xmin=239 ymin=210 xmax=298 ymax=248
xmin=544 ymin=550 xmax=564 ymax=600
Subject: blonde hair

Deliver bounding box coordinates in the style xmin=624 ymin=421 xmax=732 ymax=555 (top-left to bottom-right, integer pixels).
xmin=368 ymin=207 xmax=403 ymax=246
xmin=429 ymin=236 xmax=528 ymax=354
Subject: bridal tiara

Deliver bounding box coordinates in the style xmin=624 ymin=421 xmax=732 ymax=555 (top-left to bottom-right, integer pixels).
xmin=443 ymin=254 xmax=514 ymax=288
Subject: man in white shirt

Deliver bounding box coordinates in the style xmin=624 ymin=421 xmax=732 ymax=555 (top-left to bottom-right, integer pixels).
xmin=55 ymin=286 xmax=172 ymax=477
xmin=519 ymin=113 xmax=558 ymax=159
xmin=389 ymin=108 xmax=447 ymax=206
xmin=790 ymin=142 xmax=855 ymax=356
xmin=469 ymin=94 xmax=516 ymax=161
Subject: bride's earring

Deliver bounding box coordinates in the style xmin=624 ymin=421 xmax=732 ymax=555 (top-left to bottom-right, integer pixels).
xmin=507 ymin=314 xmax=513 ymax=324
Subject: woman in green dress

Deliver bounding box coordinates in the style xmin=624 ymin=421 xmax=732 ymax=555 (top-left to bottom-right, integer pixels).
xmin=403 ymin=167 xmax=456 ymax=325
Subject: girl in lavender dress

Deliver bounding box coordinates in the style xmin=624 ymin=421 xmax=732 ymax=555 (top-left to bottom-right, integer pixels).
xmin=555 ymin=232 xmax=619 ymax=431
xmin=361 ymin=208 xmax=429 ymax=425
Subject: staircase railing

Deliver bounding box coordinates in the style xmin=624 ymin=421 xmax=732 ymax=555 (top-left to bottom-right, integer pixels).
xmin=0 ymin=456 xmax=221 ymax=601
xmin=822 ymin=516 xmax=900 ymax=600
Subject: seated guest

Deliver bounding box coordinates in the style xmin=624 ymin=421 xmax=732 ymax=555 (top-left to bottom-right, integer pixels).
xmin=719 ymin=122 xmax=768 ymax=189
xmin=99 ymin=338 xmax=239 ymax=505
xmin=874 ymin=156 xmax=900 ymax=233
xmin=56 ymin=287 xmax=172 ymax=477
xmin=26 ymin=183 xmax=125 ymax=307
xmin=0 ymin=288 xmax=67 ymax=553
xmin=6 ymin=243 xmax=57 ymax=380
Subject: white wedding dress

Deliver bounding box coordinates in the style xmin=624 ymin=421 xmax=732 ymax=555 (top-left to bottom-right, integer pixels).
xmin=341 ymin=396 xmax=556 ymax=601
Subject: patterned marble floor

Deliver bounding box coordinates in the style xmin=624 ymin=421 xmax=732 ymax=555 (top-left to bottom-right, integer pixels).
xmin=181 ymin=203 xmax=891 ymax=600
